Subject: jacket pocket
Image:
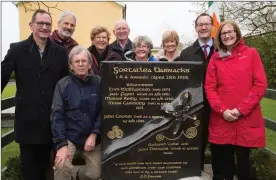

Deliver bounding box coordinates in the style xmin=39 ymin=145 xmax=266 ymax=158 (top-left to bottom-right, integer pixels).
xmin=242 ymin=108 xmax=263 ymax=128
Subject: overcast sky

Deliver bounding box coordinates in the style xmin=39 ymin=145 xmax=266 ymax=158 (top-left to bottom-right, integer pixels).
xmin=1 ymin=2 xmax=202 ymax=59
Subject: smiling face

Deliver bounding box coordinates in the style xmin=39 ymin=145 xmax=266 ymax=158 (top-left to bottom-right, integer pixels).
xmin=92 ymin=32 xmax=109 ymax=51
xmin=134 ymin=41 xmax=150 ymax=61
xmin=195 ymin=15 xmax=213 ymax=41
xmin=57 ymin=15 xmax=76 ymax=39
xmin=113 ymin=20 xmax=130 ymax=41
xmin=220 ymin=24 xmax=237 ymax=49
xmin=29 ymin=12 xmax=52 ymax=40
xmin=163 ymin=38 xmax=177 ymax=53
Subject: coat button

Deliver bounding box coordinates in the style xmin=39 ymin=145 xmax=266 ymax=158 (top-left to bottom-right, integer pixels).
xmin=41 ymin=90 xmax=44 ymax=95
xmin=40 ymin=108 xmax=44 ymax=112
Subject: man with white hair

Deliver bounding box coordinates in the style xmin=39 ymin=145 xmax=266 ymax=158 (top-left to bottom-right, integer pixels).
xmin=50 ymin=10 xmax=78 ymax=53
xmin=110 ymin=19 xmax=133 ymax=60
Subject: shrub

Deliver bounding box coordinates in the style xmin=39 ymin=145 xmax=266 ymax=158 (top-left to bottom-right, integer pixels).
xmin=1 ymin=156 xmax=22 ymax=180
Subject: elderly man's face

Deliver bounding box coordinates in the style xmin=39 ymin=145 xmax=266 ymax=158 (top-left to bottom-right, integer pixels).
xmin=58 ymin=15 xmax=76 ymax=39
xmin=69 ymin=51 xmax=91 ymax=78
xmin=134 ymin=42 xmax=150 ymax=61
xmin=113 ymin=22 xmax=130 ymax=41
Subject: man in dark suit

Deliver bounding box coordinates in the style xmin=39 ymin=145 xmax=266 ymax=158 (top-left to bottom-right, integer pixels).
xmin=1 ymin=9 xmax=68 ymax=180
xmin=179 ymin=13 xmax=214 ymax=171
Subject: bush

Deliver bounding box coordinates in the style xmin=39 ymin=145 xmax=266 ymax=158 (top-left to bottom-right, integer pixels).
xmin=1 ymin=156 xmax=22 ymax=180
xmin=251 ymin=148 xmax=276 ymax=180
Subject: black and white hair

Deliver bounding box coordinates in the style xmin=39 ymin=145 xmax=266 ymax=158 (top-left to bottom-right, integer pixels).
xmin=132 ymin=36 xmax=153 ymax=51
xmin=68 ymin=45 xmax=92 ymax=64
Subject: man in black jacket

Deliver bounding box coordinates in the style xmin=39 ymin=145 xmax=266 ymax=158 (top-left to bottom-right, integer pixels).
xmin=109 ymin=19 xmax=133 ymax=60
xmin=179 ymin=13 xmax=214 ymax=171
xmin=1 ymin=9 xmax=68 ymax=180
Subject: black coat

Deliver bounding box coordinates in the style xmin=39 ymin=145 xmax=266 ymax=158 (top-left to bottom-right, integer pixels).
xmin=178 ymin=39 xmax=214 ymax=132
xmin=1 ymin=34 xmax=69 ymax=144
xmin=109 ymin=39 xmax=133 ymax=61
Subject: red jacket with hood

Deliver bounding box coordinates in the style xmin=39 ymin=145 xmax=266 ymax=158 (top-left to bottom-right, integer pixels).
xmin=204 ymin=39 xmax=267 ymax=147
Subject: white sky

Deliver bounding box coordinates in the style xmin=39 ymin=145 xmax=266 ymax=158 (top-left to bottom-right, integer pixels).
xmin=1 ymin=1 xmax=202 ymax=59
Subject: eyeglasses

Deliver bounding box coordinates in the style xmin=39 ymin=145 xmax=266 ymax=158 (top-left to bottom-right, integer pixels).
xmin=36 ymin=21 xmax=52 ymax=28
xmin=196 ymin=23 xmax=212 ymax=28
xmin=135 ymin=45 xmax=149 ymax=50
xmin=220 ymin=30 xmax=236 ymax=37
xmin=95 ymin=36 xmax=108 ymax=40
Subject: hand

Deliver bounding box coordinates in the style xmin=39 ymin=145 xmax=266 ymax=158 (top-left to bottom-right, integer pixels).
xmin=231 ymin=108 xmax=241 ymax=117
xmin=223 ymin=109 xmax=238 ymax=122
xmin=55 ymin=146 xmax=72 ymax=168
xmin=84 ymin=134 xmax=97 ymax=152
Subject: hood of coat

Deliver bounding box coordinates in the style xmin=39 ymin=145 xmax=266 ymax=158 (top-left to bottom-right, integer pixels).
xmin=155 ymin=49 xmax=181 ymax=61
xmin=214 ymin=38 xmax=248 ymax=60
xmin=124 ymin=50 xmax=158 ymax=61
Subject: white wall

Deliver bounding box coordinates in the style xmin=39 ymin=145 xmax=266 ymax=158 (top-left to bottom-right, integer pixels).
xmin=2 ymin=2 xmax=20 ymax=60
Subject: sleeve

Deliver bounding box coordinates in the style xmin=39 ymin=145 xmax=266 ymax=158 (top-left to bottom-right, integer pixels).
xmin=1 ymin=44 xmax=16 ymax=92
xmin=204 ymin=57 xmax=228 ymax=115
xmin=91 ymin=78 xmax=101 ymax=136
xmin=60 ymin=48 xmax=69 ymax=79
xmin=237 ymin=49 xmax=267 ymax=116
xmin=51 ymin=81 xmax=68 ymax=150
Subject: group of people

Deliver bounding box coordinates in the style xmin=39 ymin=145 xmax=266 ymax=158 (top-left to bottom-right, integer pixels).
xmin=1 ymin=8 xmax=267 ymax=180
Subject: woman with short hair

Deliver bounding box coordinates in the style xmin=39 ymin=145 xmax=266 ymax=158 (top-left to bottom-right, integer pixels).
xmin=88 ymin=25 xmax=122 ymax=75
xmin=155 ymin=30 xmax=181 ymax=61
xmin=124 ymin=36 xmax=158 ymax=61
xmin=205 ymin=20 xmax=267 ymax=180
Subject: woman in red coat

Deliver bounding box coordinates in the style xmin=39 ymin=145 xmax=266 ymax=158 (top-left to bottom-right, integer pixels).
xmin=205 ymin=20 xmax=267 ymax=180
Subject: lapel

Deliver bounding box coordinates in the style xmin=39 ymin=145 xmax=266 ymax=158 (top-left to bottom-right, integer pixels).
xmin=23 ymin=34 xmax=55 ymax=72
xmin=192 ymin=40 xmax=205 ymax=61
xmin=41 ymin=39 xmax=55 ymax=72
xmin=23 ymin=35 xmax=42 ymax=69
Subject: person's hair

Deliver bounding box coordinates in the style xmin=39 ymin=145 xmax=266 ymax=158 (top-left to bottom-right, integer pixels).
xmin=161 ymin=30 xmax=179 ymax=47
xmin=90 ymin=26 xmax=111 ymax=42
xmin=132 ymin=36 xmax=153 ymax=51
xmin=194 ymin=13 xmax=213 ymax=28
xmin=31 ymin=9 xmax=52 ymax=23
xmin=214 ymin=20 xmax=243 ymax=51
xmin=58 ymin=10 xmax=77 ymax=24
xmin=69 ymin=45 xmax=93 ymax=64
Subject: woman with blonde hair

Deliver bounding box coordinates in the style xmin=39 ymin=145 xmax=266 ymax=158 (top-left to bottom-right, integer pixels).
xmin=155 ymin=30 xmax=181 ymax=61
xmin=88 ymin=25 xmax=122 ymax=75
xmin=205 ymin=20 xmax=267 ymax=180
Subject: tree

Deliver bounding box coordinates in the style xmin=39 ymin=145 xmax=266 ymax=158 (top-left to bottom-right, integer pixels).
xmin=13 ymin=1 xmax=63 ymax=13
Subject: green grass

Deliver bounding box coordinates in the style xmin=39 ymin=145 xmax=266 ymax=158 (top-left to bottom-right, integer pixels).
xmin=261 ymin=98 xmax=276 ymax=153
xmin=1 ymin=128 xmax=20 ymax=168
xmin=1 ymin=84 xmax=16 ymax=99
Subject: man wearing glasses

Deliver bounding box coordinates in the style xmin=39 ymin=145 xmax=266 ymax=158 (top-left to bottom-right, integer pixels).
xmin=1 ymin=9 xmax=68 ymax=180
xmin=178 ymin=13 xmax=214 ymax=171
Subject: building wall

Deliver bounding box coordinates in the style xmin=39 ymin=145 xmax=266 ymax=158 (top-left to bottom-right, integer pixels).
xmin=18 ymin=2 xmax=123 ymax=48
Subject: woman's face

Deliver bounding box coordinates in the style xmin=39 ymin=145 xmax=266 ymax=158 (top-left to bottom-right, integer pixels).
xmin=220 ymin=24 xmax=237 ymax=48
xmin=163 ymin=38 xmax=177 ymax=53
xmin=92 ymin=32 xmax=109 ymax=51
xmin=134 ymin=42 xmax=150 ymax=61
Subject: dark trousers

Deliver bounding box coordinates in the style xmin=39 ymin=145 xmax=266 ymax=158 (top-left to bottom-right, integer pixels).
xmin=210 ymin=143 xmax=255 ymax=180
xmin=201 ymin=110 xmax=210 ymax=170
xmin=19 ymin=143 xmax=53 ymax=180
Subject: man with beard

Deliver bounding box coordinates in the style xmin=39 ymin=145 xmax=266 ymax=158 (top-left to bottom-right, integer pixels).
xmin=1 ymin=9 xmax=68 ymax=180
xmin=50 ymin=11 xmax=78 ymax=54
xmin=179 ymin=13 xmax=214 ymax=171
xmin=110 ymin=19 xmax=133 ymax=60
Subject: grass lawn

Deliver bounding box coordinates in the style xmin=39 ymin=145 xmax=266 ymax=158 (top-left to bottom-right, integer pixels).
xmin=1 ymin=128 xmax=19 ymax=168
xmin=1 ymin=84 xmax=16 ymax=99
xmin=1 ymin=85 xmax=276 ymax=167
